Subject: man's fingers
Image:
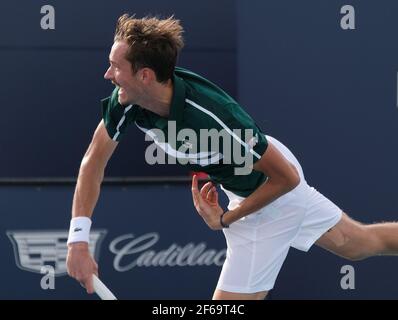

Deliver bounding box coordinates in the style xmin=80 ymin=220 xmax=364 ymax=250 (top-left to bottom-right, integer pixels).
xmin=85 ymin=275 xmax=95 ymax=294
xmin=94 ymin=263 xmax=99 ymax=276
xmin=213 ymin=187 xmax=219 ymax=203
xmin=207 ymin=186 xmax=217 ymax=202
xmin=191 ymin=175 xmax=201 ymax=206
xmin=191 ymin=174 xmax=199 ymax=192
xmin=200 ymin=182 xmax=212 ymax=199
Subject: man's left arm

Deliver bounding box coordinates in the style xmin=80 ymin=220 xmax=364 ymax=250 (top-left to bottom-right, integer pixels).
xmin=191 ymin=141 xmax=300 ymax=230
xmin=221 ymin=141 xmax=300 ymax=226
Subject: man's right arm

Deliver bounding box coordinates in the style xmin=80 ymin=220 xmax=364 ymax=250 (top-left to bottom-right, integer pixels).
xmin=67 ymin=120 xmax=118 ymax=293
xmin=72 ymin=120 xmax=118 ymax=219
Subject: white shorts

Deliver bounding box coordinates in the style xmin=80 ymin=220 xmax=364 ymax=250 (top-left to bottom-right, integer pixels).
xmin=216 ymin=136 xmax=342 ymax=293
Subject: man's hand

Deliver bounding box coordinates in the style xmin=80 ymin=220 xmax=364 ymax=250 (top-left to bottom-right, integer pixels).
xmin=191 ymin=175 xmax=224 ymax=230
xmin=66 ymin=242 xmax=98 ymax=294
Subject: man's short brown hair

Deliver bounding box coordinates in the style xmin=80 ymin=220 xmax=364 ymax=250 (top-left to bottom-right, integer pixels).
xmin=114 ymin=14 xmax=184 ymax=83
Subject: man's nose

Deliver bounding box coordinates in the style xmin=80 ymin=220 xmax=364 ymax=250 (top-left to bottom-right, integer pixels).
xmin=104 ymin=67 xmax=113 ymax=80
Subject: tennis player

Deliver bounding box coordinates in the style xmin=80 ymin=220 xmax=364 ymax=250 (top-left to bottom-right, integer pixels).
xmin=67 ymin=14 xmax=398 ymax=300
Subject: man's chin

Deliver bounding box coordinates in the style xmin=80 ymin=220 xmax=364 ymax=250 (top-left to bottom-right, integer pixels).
xmin=117 ymin=96 xmax=131 ymax=106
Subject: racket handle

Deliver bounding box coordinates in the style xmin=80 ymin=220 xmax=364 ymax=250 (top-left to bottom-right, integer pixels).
xmin=92 ymin=274 xmax=117 ymax=300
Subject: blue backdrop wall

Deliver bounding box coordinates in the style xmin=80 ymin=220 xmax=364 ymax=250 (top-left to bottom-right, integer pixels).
xmin=237 ymin=0 xmax=398 ymax=220
xmin=2 ymin=183 xmax=398 ymax=299
xmin=1 ymin=0 xmax=398 ymax=299
xmin=0 ymin=0 xmax=236 ymax=177
xmin=236 ymin=0 xmax=398 ymax=298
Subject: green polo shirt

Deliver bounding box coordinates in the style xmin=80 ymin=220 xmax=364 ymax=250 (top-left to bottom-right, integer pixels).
xmin=101 ymin=67 xmax=268 ymax=197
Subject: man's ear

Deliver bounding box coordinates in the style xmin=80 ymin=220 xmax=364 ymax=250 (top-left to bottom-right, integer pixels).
xmin=140 ymin=68 xmax=156 ymax=84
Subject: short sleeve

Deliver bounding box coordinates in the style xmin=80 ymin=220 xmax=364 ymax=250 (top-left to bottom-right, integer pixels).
xmin=101 ymin=87 xmax=137 ymax=141
xmin=222 ymin=103 xmax=268 ymax=165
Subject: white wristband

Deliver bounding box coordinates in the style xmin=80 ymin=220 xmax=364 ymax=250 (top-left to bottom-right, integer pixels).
xmin=67 ymin=216 xmax=92 ymax=245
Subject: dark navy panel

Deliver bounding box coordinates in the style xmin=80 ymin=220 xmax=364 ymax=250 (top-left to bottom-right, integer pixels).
xmin=237 ymin=1 xmax=398 ymax=216
xmin=0 ymin=1 xmax=236 ymax=177
xmin=237 ymin=0 xmax=398 ymax=298
xmin=0 ymin=0 xmax=235 ymax=49
xmin=2 ymin=184 xmax=398 ymax=299
xmin=0 ymin=49 xmax=235 ymax=177
xmin=0 ymin=184 xmax=228 ymax=299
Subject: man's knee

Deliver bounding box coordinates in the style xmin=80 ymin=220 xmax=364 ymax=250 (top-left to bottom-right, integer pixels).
xmin=342 ymin=249 xmax=368 ymax=261
xmin=343 ymin=225 xmax=382 ymax=261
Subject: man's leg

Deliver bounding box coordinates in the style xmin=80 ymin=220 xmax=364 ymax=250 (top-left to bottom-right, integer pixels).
xmin=213 ymin=289 xmax=268 ymax=300
xmin=316 ymin=212 xmax=398 ymax=260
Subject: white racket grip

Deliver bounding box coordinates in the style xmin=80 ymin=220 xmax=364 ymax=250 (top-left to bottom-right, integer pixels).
xmin=92 ymin=275 xmax=117 ymax=300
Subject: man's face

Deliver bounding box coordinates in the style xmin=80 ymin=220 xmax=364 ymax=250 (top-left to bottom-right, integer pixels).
xmin=104 ymin=41 xmax=141 ymax=106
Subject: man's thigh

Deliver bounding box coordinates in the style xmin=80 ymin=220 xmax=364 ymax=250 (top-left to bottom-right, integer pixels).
xmin=315 ymin=212 xmax=373 ymax=259
xmin=213 ymin=289 xmax=268 ymax=300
